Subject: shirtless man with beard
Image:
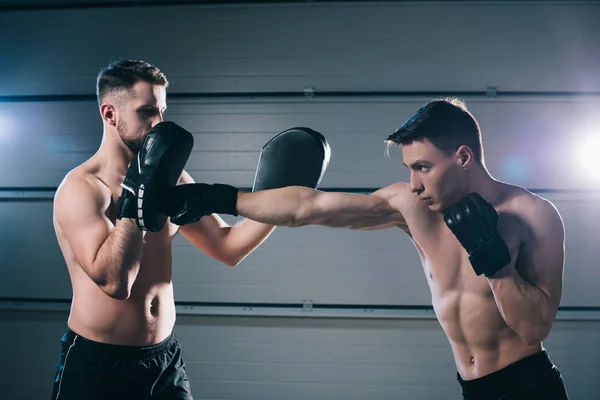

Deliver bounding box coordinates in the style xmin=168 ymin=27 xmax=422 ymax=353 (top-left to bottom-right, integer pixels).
xmin=51 ymin=60 xmax=279 ymax=399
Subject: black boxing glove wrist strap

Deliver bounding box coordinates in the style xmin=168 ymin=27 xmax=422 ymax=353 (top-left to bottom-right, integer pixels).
xmin=162 ymin=183 xmax=240 ymax=223
xmin=468 ymin=234 xmax=511 ymax=277
xmin=209 ymin=184 xmax=239 ymax=216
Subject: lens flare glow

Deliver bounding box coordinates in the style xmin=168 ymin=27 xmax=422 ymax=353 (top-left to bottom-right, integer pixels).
xmin=0 ymin=113 xmax=12 ymax=145
xmin=579 ymin=135 xmax=600 ymax=183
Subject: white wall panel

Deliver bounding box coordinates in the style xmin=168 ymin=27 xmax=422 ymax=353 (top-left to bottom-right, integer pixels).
xmin=0 ymin=2 xmax=599 ymax=96
xmin=1 ymin=191 xmax=599 ymax=307
xmin=2 ymin=97 xmax=599 ymax=190
xmin=1 ymin=96 xmax=599 ymax=306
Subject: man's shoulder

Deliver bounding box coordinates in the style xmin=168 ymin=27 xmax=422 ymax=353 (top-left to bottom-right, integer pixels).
xmin=500 ymin=183 xmax=564 ymax=234
xmin=375 ymin=182 xmax=436 ymax=230
xmin=374 ymin=182 xmax=413 ymax=199
xmin=55 ymin=165 xmax=108 ymax=207
xmin=374 ymin=182 xmax=422 ymax=210
xmin=499 ymin=182 xmax=549 ymax=208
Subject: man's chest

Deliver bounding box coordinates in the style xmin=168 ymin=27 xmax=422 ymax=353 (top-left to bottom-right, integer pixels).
xmin=411 ymin=213 xmax=524 ymax=290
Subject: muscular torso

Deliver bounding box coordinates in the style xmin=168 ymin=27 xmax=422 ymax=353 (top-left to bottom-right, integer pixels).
xmin=54 ymin=160 xmax=180 ymax=346
xmin=399 ymin=186 xmax=541 ymax=380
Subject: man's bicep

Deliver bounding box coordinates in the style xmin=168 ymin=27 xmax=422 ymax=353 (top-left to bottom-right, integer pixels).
xmin=54 ymin=179 xmax=112 ymax=272
xmin=522 ymin=200 xmax=565 ymax=303
xmin=312 ymin=183 xmax=409 ymax=230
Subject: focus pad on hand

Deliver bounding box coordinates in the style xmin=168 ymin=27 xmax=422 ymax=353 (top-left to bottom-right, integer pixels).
xmin=136 ymin=121 xmax=194 ymax=232
xmin=252 ymin=127 xmax=331 ymax=192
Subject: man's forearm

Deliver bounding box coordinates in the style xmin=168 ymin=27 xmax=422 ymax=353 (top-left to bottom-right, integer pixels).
xmin=226 ymin=220 xmax=277 ymax=265
xmin=236 ymin=185 xmax=402 ymax=230
xmin=487 ymin=266 xmax=557 ymax=344
xmin=93 ymin=219 xmax=144 ymax=299
xmin=236 ymin=186 xmax=317 ymax=227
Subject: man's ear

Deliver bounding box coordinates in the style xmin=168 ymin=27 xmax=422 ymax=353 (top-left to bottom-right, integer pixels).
xmin=100 ymin=102 xmax=117 ymax=126
xmin=455 ymin=145 xmax=474 ymax=168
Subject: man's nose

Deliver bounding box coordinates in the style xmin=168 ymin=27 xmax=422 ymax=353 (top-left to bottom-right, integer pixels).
xmin=410 ymin=175 xmax=423 ymax=194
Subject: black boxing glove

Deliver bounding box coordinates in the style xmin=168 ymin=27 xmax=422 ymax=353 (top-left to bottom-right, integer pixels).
xmin=443 ymin=193 xmax=511 ymax=277
xmin=117 ymin=121 xmax=194 ymax=232
xmin=166 ymin=183 xmax=240 ymax=226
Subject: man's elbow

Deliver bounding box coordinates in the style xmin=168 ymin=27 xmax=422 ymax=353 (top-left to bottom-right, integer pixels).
xmin=94 ymin=273 xmax=134 ymax=300
xmin=518 ymin=297 xmax=560 ymax=345
xmin=215 ymin=249 xmax=247 ymax=267
xmin=221 ymin=256 xmax=245 ymax=267
xmin=100 ymin=282 xmax=132 ymax=300
xmin=521 ymin=322 xmax=553 ymax=345
xmin=89 ymin=258 xmax=139 ymax=300
xmin=225 ymin=258 xmax=242 ymax=267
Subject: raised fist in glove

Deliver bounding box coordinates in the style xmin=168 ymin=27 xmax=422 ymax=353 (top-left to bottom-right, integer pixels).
xmin=117 ymin=121 xmax=194 ymax=232
xmin=443 ymin=192 xmax=511 ymax=277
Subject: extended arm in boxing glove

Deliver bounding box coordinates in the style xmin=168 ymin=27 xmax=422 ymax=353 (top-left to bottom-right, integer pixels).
xmin=166 ymin=183 xmax=240 ymax=226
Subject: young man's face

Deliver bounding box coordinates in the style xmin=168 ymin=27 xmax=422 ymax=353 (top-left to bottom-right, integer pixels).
xmin=401 ymin=138 xmax=468 ymax=212
xmin=116 ymin=81 xmax=167 ymax=153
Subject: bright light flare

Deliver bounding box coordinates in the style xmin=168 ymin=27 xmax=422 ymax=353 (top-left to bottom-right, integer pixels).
xmin=578 ymin=135 xmax=600 ymax=183
xmin=0 ymin=113 xmax=14 ymax=146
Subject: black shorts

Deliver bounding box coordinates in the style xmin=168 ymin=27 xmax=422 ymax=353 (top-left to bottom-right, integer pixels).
xmin=50 ymin=327 xmax=193 ymax=400
xmin=457 ymin=350 xmax=569 ymax=400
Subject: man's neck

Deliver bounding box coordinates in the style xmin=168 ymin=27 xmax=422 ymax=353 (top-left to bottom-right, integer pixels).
xmin=98 ymin=130 xmax=135 ymax=178
xmin=466 ymin=165 xmax=502 ymax=203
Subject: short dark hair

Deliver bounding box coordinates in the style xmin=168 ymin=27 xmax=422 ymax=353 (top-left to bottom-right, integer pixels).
xmin=386 ymin=98 xmax=483 ymax=163
xmin=96 ymin=60 xmax=169 ymax=106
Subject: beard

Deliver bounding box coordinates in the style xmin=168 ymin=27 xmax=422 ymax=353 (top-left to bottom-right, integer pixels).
xmin=117 ymin=117 xmax=143 ymax=153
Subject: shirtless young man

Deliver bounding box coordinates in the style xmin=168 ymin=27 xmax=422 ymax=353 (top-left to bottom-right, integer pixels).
xmin=164 ymin=98 xmax=569 ymax=399
xmin=50 ymin=60 xmax=279 ymax=399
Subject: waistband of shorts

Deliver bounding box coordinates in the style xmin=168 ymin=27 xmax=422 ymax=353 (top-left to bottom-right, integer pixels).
xmin=63 ymin=327 xmax=177 ymax=359
xmin=457 ymin=350 xmax=553 ymax=390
